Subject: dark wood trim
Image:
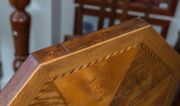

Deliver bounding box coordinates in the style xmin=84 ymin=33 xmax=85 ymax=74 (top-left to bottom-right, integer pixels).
xmin=75 ymin=7 xmax=170 ymax=38
xmin=75 ymin=0 xmax=178 ymax=16
xmin=109 ymin=0 xmax=118 ymax=26
xmin=74 ymin=0 xmax=84 ymax=35
xmin=98 ymin=0 xmax=106 ymax=29
xmin=9 ymin=0 xmax=31 ymax=71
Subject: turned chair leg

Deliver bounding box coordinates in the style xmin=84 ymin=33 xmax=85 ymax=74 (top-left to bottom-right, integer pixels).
xmin=9 ymin=0 xmax=31 ymax=71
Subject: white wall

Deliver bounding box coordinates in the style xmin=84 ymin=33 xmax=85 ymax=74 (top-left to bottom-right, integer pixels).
xmin=0 ymin=0 xmax=14 ymax=88
xmin=0 ymin=39 xmax=1 ymax=61
xmin=52 ymin=0 xmax=61 ymax=44
xmin=167 ymin=1 xmax=180 ymax=46
xmin=0 ymin=0 xmax=52 ymax=88
xmin=60 ymin=0 xmax=75 ymax=42
xmin=29 ymin=0 xmax=52 ymax=52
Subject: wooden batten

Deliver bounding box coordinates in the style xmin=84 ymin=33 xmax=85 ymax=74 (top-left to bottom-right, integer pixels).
xmin=0 ymin=18 xmax=179 ymax=106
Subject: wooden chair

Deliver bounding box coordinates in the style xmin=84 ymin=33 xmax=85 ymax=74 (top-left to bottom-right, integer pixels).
xmin=0 ymin=19 xmax=180 ymax=106
xmin=74 ymin=0 xmax=178 ymax=37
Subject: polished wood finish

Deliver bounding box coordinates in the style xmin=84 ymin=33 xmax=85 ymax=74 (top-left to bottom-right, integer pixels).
xmin=121 ymin=0 xmax=129 ymax=22
xmin=172 ymin=84 xmax=180 ymax=106
xmin=109 ymin=0 xmax=118 ymax=26
xmin=0 ymin=19 xmax=180 ymax=106
xmin=9 ymin=0 xmax=31 ymax=71
xmin=98 ymin=0 xmax=106 ymax=30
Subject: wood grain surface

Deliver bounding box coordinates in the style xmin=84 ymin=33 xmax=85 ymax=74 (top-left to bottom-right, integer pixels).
xmin=0 ymin=18 xmax=179 ymax=106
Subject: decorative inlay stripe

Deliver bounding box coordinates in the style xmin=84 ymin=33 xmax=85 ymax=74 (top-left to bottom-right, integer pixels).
xmin=31 ymin=43 xmax=175 ymax=106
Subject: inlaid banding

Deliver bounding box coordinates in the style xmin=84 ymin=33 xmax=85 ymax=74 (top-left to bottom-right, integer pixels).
xmin=31 ymin=43 xmax=174 ymax=106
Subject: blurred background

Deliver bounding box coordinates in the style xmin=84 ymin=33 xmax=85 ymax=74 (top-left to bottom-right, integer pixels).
xmin=0 ymin=0 xmax=180 ymax=89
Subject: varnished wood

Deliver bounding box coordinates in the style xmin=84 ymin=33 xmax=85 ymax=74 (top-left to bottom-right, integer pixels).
xmin=109 ymin=0 xmax=118 ymax=26
xmin=9 ymin=0 xmax=31 ymax=71
xmin=121 ymin=0 xmax=129 ymax=22
xmin=0 ymin=19 xmax=180 ymax=106
xmin=74 ymin=0 xmax=84 ymax=35
xmin=98 ymin=0 xmax=106 ymax=30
